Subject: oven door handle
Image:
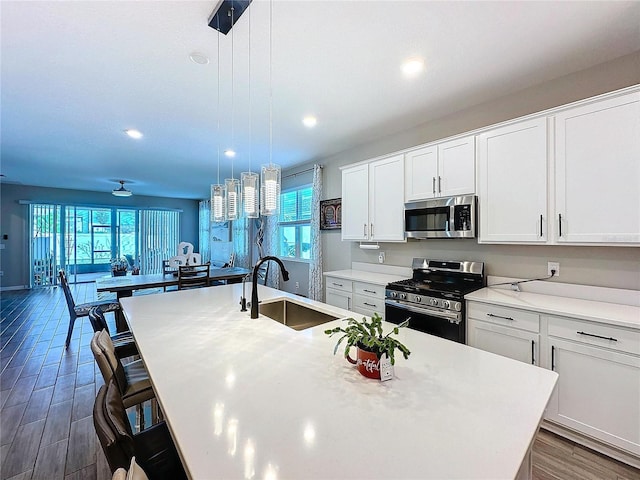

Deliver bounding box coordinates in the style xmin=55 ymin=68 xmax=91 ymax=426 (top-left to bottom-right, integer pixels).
xmin=385 ymin=300 xmax=462 ymax=324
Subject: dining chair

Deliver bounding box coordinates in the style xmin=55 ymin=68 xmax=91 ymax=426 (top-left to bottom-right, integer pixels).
xmin=94 ymin=377 xmax=187 ymax=479
xmin=177 ymin=263 xmax=210 ymax=290
xmin=88 ymin=306 xmax=138 ymax=358
xmin=59 ymin=269 xmax=121 ymax=348
xmin=90 ymin=330 xmax=155 ymax=430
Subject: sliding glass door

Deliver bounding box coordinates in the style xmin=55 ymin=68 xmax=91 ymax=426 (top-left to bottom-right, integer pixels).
xmin=29 ymin=204 xmax=179 ymax=286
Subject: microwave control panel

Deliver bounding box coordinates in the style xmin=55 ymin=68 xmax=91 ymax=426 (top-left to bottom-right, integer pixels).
xmin=453 ymin=205 xmax=472 ymax=231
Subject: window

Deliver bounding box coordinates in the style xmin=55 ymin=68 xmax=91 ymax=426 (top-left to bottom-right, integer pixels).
xmin=278 ymin=185 xmax=312 ymax=260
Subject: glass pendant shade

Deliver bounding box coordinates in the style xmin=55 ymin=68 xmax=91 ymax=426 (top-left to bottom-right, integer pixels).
xmin=241 ymin=172 xmax=259 ymax=218
xmin=211 ymin=184 xmax=226 ymax=223
xmin=225 ymin=178 xmax=241 ymax=221
xmin=260 ymin=164 xmax=281 ymax=216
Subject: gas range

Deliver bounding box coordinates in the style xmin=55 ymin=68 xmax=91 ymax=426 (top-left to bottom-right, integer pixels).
xmin=385 ymin=259 xmax=485 ymax=343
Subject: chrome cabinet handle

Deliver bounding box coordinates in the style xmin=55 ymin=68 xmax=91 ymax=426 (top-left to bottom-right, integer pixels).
xmin=371 ymin=224 xmax=374 ymax=238
xmin=487 ymin=313 xmax=514 ymax=321
xmin=363 ymin=289 xmax=377 ymax=294
xmin=438 ymin=176 xmax=442 ymax=193
xmin=432 ymin=177 xmax=436 ymax=195
xmin=332 ymin=282 xmax=343 ymax=287
xmin=551 ymin=345 xmax=555 ymax=371
xmin=363 ymin=302 xmax=377 ymax=307
xmin=577 ymin=331 xmax=618 ymax=342
xmin=363 ymin=223 xmax=367 ymax=238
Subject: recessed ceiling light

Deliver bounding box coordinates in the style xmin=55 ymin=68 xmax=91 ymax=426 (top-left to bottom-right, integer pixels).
xmin=224 ymin=149 xmax=236 ymax=158
xmin=402 ymin=58 xmax=425 ymax=76
xmin=125 ymin=129 xmax=143 ymax=139
xmin=189 ymin=52 xmax=210 ymax=65
xmin=303 ymin=116 xmax=317 ymax=128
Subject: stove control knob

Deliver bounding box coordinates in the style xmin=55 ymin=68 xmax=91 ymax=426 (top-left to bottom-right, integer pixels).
xmin=390 ymin=292 xmax=397 ymax=299
xmin=442 ymin=300 xmax=451 ymax=309
xmin=453 ymin=302 xmax=462 ymax=312
xmin=415 ymin=296 xmax=422 ymax=303
xmin=400 ymin=293 xmax=407 ymax=300
xmin=430 ymin=298 xmax=438 ymax=306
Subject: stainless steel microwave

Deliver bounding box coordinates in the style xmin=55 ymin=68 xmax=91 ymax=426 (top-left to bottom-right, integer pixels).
xmin=405 ymin=195 xmax=477 ymax=239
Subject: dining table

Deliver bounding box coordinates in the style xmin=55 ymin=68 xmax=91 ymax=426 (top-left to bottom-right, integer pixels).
xmin=96 ymin=267 xmax=251 ymax=330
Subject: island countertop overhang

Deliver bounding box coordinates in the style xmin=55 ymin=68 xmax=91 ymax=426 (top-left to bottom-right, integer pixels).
xmin=120 ymin=283 xmax=558 ymax=480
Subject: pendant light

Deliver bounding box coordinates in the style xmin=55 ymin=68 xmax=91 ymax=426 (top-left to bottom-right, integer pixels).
xmin=225 ymin=6 xmax=240 ymax=221
xmin=241 ymin=5 xmax=259 ymax=218
xmin=260 ymin=0 xmax=281 ymax=216
xmin=211 ymin=27 xmax=226 ymax=223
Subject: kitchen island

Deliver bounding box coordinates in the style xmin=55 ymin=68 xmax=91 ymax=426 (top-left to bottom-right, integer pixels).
xmin=120 ymin=283 xmax=558 ymax=479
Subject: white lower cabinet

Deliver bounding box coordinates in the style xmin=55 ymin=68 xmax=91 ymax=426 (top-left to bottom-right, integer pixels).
xmin=325 ymin=277 xmax=353 ymax=311
xmin=467 ymin=302 xmax=640 ymax=459
xmin=324 ymin=276 xmax=386 ymax=319
xmin=546 ymin=316 xmax=640 ymax=455
xmin=467 ymin=302 xmax=539 ymax=365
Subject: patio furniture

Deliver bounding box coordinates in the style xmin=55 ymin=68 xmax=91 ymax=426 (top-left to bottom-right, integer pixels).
xmin=59 ymin=269 xmax=121 ymax=348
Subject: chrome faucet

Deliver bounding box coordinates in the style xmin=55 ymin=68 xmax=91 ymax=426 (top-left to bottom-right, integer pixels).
xmin=240 ymin=273 xmax=252 ymax=312
xmin=250 ymin=256 xmax=290 ymax=319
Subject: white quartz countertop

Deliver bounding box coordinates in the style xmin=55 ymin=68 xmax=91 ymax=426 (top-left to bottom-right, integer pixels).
xmin=465 ymin=287 xmax=640 ymax=330
xmin=323 ymin=269 xmax=408 ymax=286
xmin=120 ymin=284 xmax=557 ymax=480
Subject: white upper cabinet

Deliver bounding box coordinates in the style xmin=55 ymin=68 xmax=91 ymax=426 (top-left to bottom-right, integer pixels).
xmin=477 ymin=117 xmax=548 ymax=243
xmin=342 ymin=155 xmax=405 ymax=242
xmin=341 ymin=164 xmax=369 ymax=241
xmin=405 ymin=135 xmax=475 ymax=202
xmin=554 ymin=91 xmax=640 ymax=244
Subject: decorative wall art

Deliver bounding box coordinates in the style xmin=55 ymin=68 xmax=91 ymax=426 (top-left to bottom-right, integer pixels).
xmin=320 ymin=198 xmax=341 ymax=230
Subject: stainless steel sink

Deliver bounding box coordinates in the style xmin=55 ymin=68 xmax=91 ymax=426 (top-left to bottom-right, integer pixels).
xmin=259 ymin=299 xmax=341 ymax=331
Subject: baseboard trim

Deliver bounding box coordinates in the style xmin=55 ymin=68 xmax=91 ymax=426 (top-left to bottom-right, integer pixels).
xmin=542 ymin=420 xmax=640 ymax=469
xmin=0 ymin=285 xmax=30 ymax=292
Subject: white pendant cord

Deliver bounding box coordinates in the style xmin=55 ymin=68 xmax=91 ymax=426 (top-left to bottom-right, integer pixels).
xmin=248 ymin=7 xmax=252 ymax=175
xmin=230 ymin=6 xmax=235 ymax=181
xmin=216 ymin=32 xmax=221 ymax=185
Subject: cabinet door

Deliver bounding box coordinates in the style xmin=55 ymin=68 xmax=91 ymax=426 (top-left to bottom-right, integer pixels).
xmin=477 ymin=117 xmax=548 ymax=243
xmin=369 ymin=155 xmax=405 ymax=241
xmin=438 ymin=136 xmax=476 ymax=197
xmin=341 ymin=164 xmax=369 ymax=241
xmin=405 ymin=146 xmax=438 ymax=202
xmin=467 ymin=319 xmax=539 ymax=365
xmin=325 ymin=288 xmax=351 ymax=311
xmin=547 ymin=338 xmax=640 ymax=455
xmin=555 ymin=92 xmax=640 ymax=244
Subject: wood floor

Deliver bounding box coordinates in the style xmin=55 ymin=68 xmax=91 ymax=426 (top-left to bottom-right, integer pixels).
xmin=1 ymin=286 xmax=639 ymax=480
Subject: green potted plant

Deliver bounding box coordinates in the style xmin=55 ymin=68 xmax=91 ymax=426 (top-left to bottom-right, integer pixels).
xmin=110 ymin=257 xmax=128 ymax=277
xmin=325 ymin=313 xmax=410 ymax=380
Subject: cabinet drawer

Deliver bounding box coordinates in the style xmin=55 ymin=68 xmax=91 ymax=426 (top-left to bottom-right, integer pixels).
xmin=325 ymin=288 xmax=351 ymax=311
xmin=353 ymin=282 xmax=384 ymax=298
xmin=467 ymin=302 xmax=540 ymax=333
xmin=353 ymin=295 xmax=385 ymax=314
xmin=325 ymin=278 xmax=353 ymax=293
xmin=548 ymin=316 xmax=640 ymax=356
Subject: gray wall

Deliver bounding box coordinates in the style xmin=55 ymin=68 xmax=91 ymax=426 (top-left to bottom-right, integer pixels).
xmin=300 ymin=51 xmax=640 ymax=293
xmin=0 ymin=183 xmax=199 ymax=288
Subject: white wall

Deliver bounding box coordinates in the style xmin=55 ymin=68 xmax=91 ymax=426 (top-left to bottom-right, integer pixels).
xmin=289 ymin=51 xmax=640 ymax=293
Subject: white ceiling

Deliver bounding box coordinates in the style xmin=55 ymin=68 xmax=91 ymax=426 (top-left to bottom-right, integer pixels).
xmin=2 ymin=1 xmax=639 ymax=199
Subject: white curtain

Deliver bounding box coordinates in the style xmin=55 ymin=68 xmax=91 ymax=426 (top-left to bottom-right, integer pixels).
xmin=198 ymin=200 xmax=211 ymax=264
xmin=308 ymin=164 xmax=323 ymax=301
xmin=139 ymin=210 xmax=180 ymax=274
xmin=261 ymin=214 xmax=281 ymax=289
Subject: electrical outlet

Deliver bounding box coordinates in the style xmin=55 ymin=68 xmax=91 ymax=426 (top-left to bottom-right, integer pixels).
xmin=547 ymin=261 xmax=560 ymax=277
xmin=295 ymin=282 xmax=300 ymax=290
xmin=378 ymin=252 xmax=385 ymax=264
